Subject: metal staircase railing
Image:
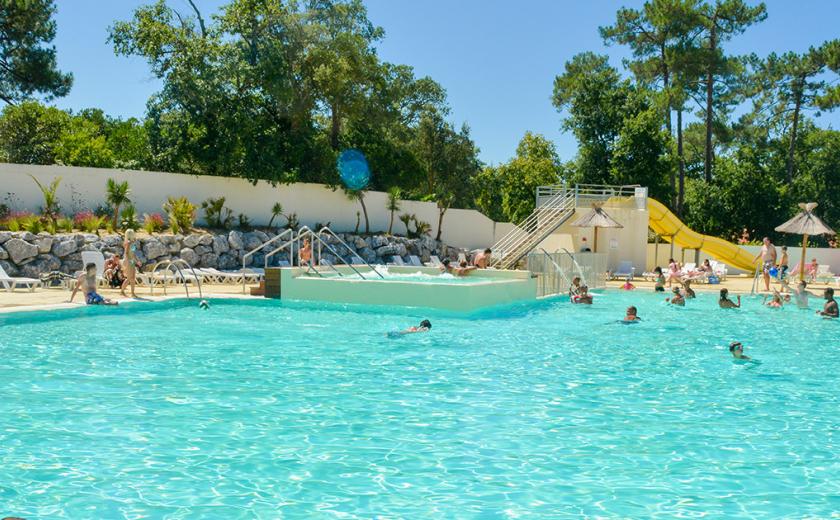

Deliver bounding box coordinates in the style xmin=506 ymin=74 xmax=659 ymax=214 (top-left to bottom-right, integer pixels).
xmin=491 ymin=189 xmax=576 ymax=269
xmin=148 ymin=258 xmax=203 ymax=299
xmin=296 ymin=226 xmax=383 ymax=280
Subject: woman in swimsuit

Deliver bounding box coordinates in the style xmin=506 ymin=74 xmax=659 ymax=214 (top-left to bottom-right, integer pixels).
xmin=653 ymin=267 xmax=665 ymax=292
xmin=667 ymin=258 xmax=682 ymax=287
xmin=121 ymin=229 xmax=139 ymax=298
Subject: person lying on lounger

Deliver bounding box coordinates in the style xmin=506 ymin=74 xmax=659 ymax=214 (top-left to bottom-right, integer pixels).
xmin=70 ymin=263 xmax=117 ymax=306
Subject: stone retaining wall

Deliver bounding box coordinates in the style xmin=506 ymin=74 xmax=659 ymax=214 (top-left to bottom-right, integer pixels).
xmin=0 ymin=230 xmax=461 ymax=278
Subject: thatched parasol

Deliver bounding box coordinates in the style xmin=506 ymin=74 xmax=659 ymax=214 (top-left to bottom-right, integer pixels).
xmin=775 ymin=202 xmax=834 ymax=281
xmin=571 ymin=203 xmax=623 ymax=252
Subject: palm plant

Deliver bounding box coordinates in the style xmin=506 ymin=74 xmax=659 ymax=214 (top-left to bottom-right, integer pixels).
xmin=105 ymin=178 xmax=131 ymax=230
xmin=386 ymin=187 xmax=401 ymax=235
xmin=268 ymin=202 xmax=284 ymax=228
xmin=29 ymin=175 xmax=61 ymax=227
xmin=398 ymin=213 xmax=413 ymax=236
xmin=344 ymin=189 xmax=369 ymax=234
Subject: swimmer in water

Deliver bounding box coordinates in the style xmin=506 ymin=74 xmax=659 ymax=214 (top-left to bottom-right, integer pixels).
xmin=719 ymin=288 xmax=740 ymax=308
xmin=666 ymin=286 xmax=685 ymax=306
xmin=621 ymin=277 xmax=635 ymax=290
xmin=729 ymin=341 xmax=751 ymax=360
xmin=399 ymin=319 xmax=431 ymax=334
xmin=199 ymin=300 xmax=210 ymax=310
xmin=780 ymin=278 xmax=814 ymax=309
xmin=569 ymin=276 xmax=582 ymax=298
xmin=764 ymin=289 xmax=784 ymax=308
xmin=682 ymin=279 xmax=696 ymax=299
xmin=623 ymin=306 xmax=641 ymax=322
xmin=572 ymin=284 xmax=593 ymax=304
xmin=817 ymin=287 xmax=838 ymax=318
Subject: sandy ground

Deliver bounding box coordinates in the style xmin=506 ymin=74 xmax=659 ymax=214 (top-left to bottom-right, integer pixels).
xmin=1 ymin=273 xmax=832 ymax=313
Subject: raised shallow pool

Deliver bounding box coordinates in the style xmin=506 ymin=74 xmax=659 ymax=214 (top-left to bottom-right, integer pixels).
xmin=1 ymin=291 xmax=838 ymax=517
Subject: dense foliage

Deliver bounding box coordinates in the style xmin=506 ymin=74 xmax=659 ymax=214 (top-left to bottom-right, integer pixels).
xmin=0 ymin=0 xmax=839 ymax=245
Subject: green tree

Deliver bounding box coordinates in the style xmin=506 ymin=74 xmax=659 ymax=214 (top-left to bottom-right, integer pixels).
xmin=0 ymin=100 xmax=68 ymax=163
xmin=493 ymin=132 xmax=563 ymax=223
xmin=0 ymin=0 xmax=72 ymax=104
xmin=105 ymin=178 xmax=131 ymax=230
xmin=751 ymin=41 xmax=840 ymax=182
xmin=386 ymin=187 xmax=401 ymax=234
xmin=344 ymin=188 xmax=369 ymax=234
xmin=413 ymin=112 xmax=481 ymax=240
xmin=695 ymin=0 xmax=766 ymax=182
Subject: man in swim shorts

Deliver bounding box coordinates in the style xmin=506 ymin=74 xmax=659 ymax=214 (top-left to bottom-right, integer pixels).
xmin=70 ymin=263 xmax=117 ymax=305
xmin=752 ymin=237 xmax=777 ymax=292
xmin=817 ymin=287 xmax=838 ymax=318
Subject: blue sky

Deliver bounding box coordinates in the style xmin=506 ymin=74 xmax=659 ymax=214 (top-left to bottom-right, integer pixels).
xmin=51 ymin=0 xmax=839 ymax=165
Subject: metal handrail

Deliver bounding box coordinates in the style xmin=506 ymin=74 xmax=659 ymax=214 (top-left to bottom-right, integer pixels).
xmin=296 ymin=226 xmax=372 ymax=280
xmin=264 ymin=240 xmax=294 ymax=268
xmin=317 ymin=227 xmax=384 ymax=279
xmin=750 ymin=264 xmax=762 ymax=295
xmin=492 ymin=191 xmax=573 ymax=257
xmin=242 ymin=228 xmax=294 ymax=271
xmin=491 ymin=191 xmax=577 ymax=268
xmin=148 ymin=258 xmax=203 ymax=299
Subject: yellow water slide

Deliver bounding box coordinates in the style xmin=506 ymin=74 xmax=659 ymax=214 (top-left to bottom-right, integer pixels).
xmin=647 ymin=198 xmax=759 ymax=272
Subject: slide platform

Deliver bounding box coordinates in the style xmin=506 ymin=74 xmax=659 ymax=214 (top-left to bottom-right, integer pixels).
xmin=647 ymin=198 xmax=758 ymax=272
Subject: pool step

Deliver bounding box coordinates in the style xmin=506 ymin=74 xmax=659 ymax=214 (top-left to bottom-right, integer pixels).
xmin=250 ymin=281 xmax=265 ymax=296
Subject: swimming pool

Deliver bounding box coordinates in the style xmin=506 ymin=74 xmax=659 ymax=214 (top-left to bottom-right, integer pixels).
xmin=320 ymin=268 xmax=493 ymax=284
xmin=1 ymin=292 xmax=838 ymax=517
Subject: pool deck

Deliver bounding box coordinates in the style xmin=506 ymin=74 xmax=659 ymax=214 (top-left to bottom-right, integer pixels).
xmin=0 ymin=274 xmax=828 ymax=313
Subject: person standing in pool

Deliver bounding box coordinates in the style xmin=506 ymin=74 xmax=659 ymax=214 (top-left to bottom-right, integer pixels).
xmin=70 ymin=263 xmax=117 ymax=305
xmin=572 ymin=285 xmax=593 ymax=304
xmin=569 ymin=276 xmax=582 ymax=298
xmin=682 ymin=280 xmax=696 ymax=298
xmin=719 ymin=288 xmax=741 ymax=308
xmin=817 ymin=287 xmax=838 ymax=318
xmin=454 ymin=260 xmax=477 ymax=277
xmin=729 ymin=341 xmax=751 ymax=360
xmin=121 ymin=229 xmax=139 ymax=298
xmin=752 ymin=237 xmax=777 ymax=292
xmin=653 ymin=267 xmax=666 ymax=292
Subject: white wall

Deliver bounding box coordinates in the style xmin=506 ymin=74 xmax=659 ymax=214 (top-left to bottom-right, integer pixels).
xmin=0 ymin=163 xmax=515 ymax=250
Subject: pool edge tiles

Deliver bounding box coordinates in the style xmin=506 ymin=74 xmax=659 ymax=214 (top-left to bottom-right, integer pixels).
xmin=275 ymin=266 xmax=538 ymax=312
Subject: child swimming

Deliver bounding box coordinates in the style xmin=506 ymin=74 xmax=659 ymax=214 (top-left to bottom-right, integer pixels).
xmin=719 ymin=288 xmax=741 ymax=308
xmin=572 ymin=285 xmax=593 ymax=304
xmin=666 ymin=287 xmax=685 ymax=306
xmin=729 ymin=341 xmax=751 ymax=360
xmin=621 ymin=277 xmax=635 ymax=291
xmin=392 ymin=319 xmax=432 ymax=336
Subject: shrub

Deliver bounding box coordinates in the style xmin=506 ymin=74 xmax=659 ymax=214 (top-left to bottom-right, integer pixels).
xmin=56 ymin=216 xmax=74 ymax=233
xmin=0 ymin=203 xmax=8 ymax=219
xmin=0 ymin=211 xmax=31 ymax=231
xmin=399 ymin=213 xmax=432 ymax=238
xmin=74 ymin=211 xmax=105 ymax=233
xmin=201 ymin=197 xmax=233 ymax=229
xmin=143 ymin=213 xmax=166 ymax=234
xmin=93 ymin=204 xmax=111 ymax=218
xmin=238 ymin=213 xmax=252 ymax=231
xmin=29 ymin=175 xmax=61 ymax=226
xmin=163 ymin=196 xmax=196 ymax=234
xmin=24 ymin=217 xmax=43 ymax=234
xmin=284 ymin=212 xmax=299 ymax=230
xmin=120 ymin=204 xmax=140 ymax=231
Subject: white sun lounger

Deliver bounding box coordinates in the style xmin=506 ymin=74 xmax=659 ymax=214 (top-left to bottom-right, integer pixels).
xmin=612 ymin=260 xmax=635 ymax=280
xmin=390 ymin=256 xmax=405 ymax=266
xmin=458 ymin=252 xmax=468 ymax=265
xmin=425 ymin=255 xmax=443 ymax=267
xmin=408 ymin=255 xmax=423 ymax=267
xmin=0 ymin=264 xmax=42 ymax=292
xmin=80 ymin=251 xmax=108 ymax=286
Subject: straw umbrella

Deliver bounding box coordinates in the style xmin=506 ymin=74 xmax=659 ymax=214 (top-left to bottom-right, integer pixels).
xmin=571 ymin=203 xmax=623 ymax=252
xmin=775 ymin=202 xmax=834 ymax=281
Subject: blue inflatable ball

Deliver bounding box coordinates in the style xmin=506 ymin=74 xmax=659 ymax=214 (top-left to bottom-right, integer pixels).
xmin=769 ymin=267 xmax=778 ymax=277
xmin=337 ymin=149 xmax=371 ymax=191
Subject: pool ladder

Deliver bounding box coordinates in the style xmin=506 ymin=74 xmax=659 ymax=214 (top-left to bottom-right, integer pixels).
xmin=147 ymin=258 xmax=203 ymax=299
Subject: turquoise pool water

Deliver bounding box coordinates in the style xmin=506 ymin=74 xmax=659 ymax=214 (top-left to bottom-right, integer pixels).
xmin=1 ymin=291 xmax=838 ymax=518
